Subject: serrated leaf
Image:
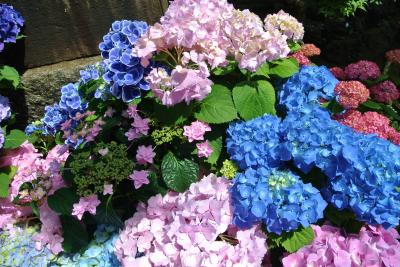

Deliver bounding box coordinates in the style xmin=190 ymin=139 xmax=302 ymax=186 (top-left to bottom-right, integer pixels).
xmin=280 ymin=227 xmax=314 ymax=253
xmin=206 ymin=135 xmax=222 ymax=165
xmin=233 ymin=80 xmax=276 ymax=121
xmin=161 ymin=152 xmax=199 ymax=192
xmin=3 ymin=129 xmax=27 ymax=149
xmin=48 ymin=188 xmax=80 ymax=215
xmin=270 ymin=58 xmax=300 ymax=78
xmin=195 ymin=84 xmax=237 ymax=124
xmin=0 ymin=65 xmax=20 ymax=89
xmin=60 ymin=215 xmax=89 ymax=253
xmin=252 ymin=63 xmax=270 ymax=78
xmin=212 ymin=61 xmax=238 ymax=76
xmin=0 ymin=166 xmax=17 ymax=198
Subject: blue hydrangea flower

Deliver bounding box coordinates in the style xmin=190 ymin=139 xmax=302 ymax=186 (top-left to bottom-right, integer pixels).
xmin=51 ymin=225 xmax=120 ymax=267
xmin=279 ymin=66 xmax=338 ymax=111
xmin=0 ymin=127 xmax=4 ymax=149
xmin=226 ymin=114 xmax=291 ymax=170
xmin=59 ymin=83 xmax=87 ymax=116
xmin=0 ymin=4 xmax=24 ymax=51
xmin=41 ymin=104 xmax=69 ymax=135
xmin=231 ymin=168 xmax=327 ymax=234
xmin=0 ymin=95 xmax=11 ymax=122
xmin=79 ymin=64 xmax=101 ymax=84
xmin=0 ymin=226 xmax=56 ymax=267
xmin=99 ymin=20 xmax=151 ymax=102
xmin=281 ymin=105 xmax=400 ymax=228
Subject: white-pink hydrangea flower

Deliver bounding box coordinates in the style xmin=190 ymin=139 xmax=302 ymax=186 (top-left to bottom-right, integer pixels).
xmin=71 ymin=195 xmax=100 ymax=220
xmin=197 ymin=141 xmax=213 ymax=158
xmin=115 ymin=174 xmax=268 ymax=266
xmin=183 ymin=121 xmax=211 ymax=143
xmin=264 ymin=10 xmax=304 ymax=42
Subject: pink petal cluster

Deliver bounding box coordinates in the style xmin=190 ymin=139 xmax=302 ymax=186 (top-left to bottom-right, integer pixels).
xmin=335 ymin=110 xmax=400 ymax=145
xmin=369 ymin=80 xmax=400 ymax=103
xmin=71 ymin=195 xmax=100 ymax=220
xmin=103 ymin=184 xmax=113 ymax=195
xmin=136 ymin=145 xmax=155 ymax=165
xmin=330 ymin=67 xmax=347 ymax=80
xmin=183 ymin=121 xmax=211 ymax=143
xmin=386 ymin=49 xmax=400 ymax=64
xmin=264 ymin=10 xmax=304 ymax=42
xmin=334 ymin=81 xmax=370 ymax=109
xmin=290 ymin=51 xmax=311 ymax=66
xmin=115 ymin=174 xmax=267 ymax=267
xmin=282 ymin=224 xmax=400 ymax=267
xmin=147 ymin=65 xmax=212 ymax=106
xmin=196 ymin=141 xmax=213 ymax=158
xmin=129 ymin=170 xmax=150 ymax=189
xmin=125 ymin=112 xmax=150 ymax=141
xmin=0 ymin=197 xmax=31 ymax=229
xmin=300 ymin=43 xmax=321 ymax=57
xmin=344 ymin=60 xmax=381 ymax=81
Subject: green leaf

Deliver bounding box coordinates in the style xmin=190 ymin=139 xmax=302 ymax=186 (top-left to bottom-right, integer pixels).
xmin=161 ymin=152 xmax=199 ymax=192
xmin=205 ymin=135 xmax=223 ymax=165
xmin=16 ymin=34 xmax=27 ymax=40
xmin=30 ymin=202 xmax=40 ymax=218
xmin=212 ymin=61 xmax=238 ymax=76
xmin=0 ymin=65 xmax=20 ymax=89
xmin=84 ymin=114 xmax=98 ymax=122
xmin=269 ymin=58 xmax=300 ymax=78
xmin=252 ymin=63 xmax=270 ymax=78
xmin=270 ymin=226 xmax=314 ymax=253
xmin=93 ymin=198 xmax=123 ymax=228
xmin=3 ymin=129 xmax=27 ymax=149
xmin=195 ymin=84 xmax=237 ymax=124
xmin=60 ymin=215 xmax=89 ymax=253
xmin=382 ymin=105 xmax=400 ymax=120
xmin=47 ymin=188 xmax=80 ymax=215
xmin=153 ymin=102 xmax=192 ymax=125
xmin=288 ymin=41 xmax=302 ymax=52
xmin=361 ymin=100 xmax=382 ymax=110
xmin=233 ymin=80 xmax=276 ymax=120
xmin=0 ymin=166 xmax=17 ymax=198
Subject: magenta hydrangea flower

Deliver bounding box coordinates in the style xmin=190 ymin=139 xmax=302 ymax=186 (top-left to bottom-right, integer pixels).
xmin=197 ymin=141 xmax=213 ymax=158
xmin=136 ymin=145 xmax=155 ymax=165
xmin=183 ymin=121 xmax=211 ymax=143
xmin=369 ymin=80 xmax=400 ymax=103
xmin=115 ymin=174 xmax=268 ymax=267
xmin=71 ymin=195 xmax=100 ymax=220
xmin=334 ymin=81 xmax=370 ymax=109
xmin=344 ymin=60 xmax=381 ymax=81
xmin=282 ymin=224 xmax=400 ymax=267
xmin=129 ymin=170 xmax=150 ymax=189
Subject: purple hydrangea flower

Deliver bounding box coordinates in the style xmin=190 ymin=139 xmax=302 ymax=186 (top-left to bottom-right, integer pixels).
xmin=0 ymin=95 xmax=11 ymax=122
xmin=0 ymin=4 xmax=24 ymax=51
xmin=0 ymin=128 xmax=4 ymax=149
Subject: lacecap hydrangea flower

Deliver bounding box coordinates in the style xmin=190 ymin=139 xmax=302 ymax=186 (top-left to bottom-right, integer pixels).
xmin=59 ymin=83 xmax=87 ymax=116
xmin=226 ymin=114 xmax=290 ymax=170
xmin=0 ymin=226 xmax=56 ymax=267
xmin=0 ymin=4 xmax=24 ymax=51
xmin=279 ymin=66 xmax=339 ymax=111
xmin=115 ymin=174 xmax=267 ymax=267
xmin=0 ymin=94 xmax=11 ymax=122
xmin=99 ymin=20 xmax=151 ymax=102
xmin=40 ymin=104 xmax=69 ymax=135
xmin=282 ymin=224 xmax=400 ymax=267
xmin=281 ymin=105 xmax=400 ymax=228
xmin=231 ymin=167 xmax=327 ymax=234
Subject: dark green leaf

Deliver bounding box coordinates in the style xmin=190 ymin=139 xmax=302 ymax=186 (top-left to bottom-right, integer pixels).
xmin=153 ymin=102 xmax=192 ymax=125
xmin=0 ymin=166 xmax=17 ymax=197
xmin=361 ymin=100 xmax=382 ymax=110
xmin=212 ymin=61 xmax=238 ymax=76
xmin=48 ymin=188 xmax=80 ymax=215
xmin=60 ymin=215 xmax=89 ymax=253
xmin=270 ymin=58 xmax=300 ymax=78
xmin=0 ymin=65 xmax=20 ymax=89
xmin=161 ymin=152 xmax=199 ymax=192
xmin=382 ymin=105 xmax=400 ymax=120
xmin=93 ymin=198 xmax=123 ymax=228
xmin=30 ymin=202 xmax=40 ymax=218
xmin=195 ymin=84 xmax=237 ymax=124
xmin=4 ymin=129 xmax=27 ymax=149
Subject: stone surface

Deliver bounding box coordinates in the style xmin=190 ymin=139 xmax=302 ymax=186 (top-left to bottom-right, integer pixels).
xmin=5 ymin=0 xmax=167 ymax=68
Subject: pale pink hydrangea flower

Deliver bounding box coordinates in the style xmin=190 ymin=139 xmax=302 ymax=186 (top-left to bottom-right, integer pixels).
xmin=183 ymin=121 xmax=211 ymax=143
xmin=136 ymin=145 xmax=155 ymax=165
xmin=115 ymin=174 xmax=268 ymax=267
xmin=264 ymin=10 xmax=304 ymax=42
xmin=72 ymin=195 xmax=100 ymax=220
xmin=197 ymin=141 xmax=213 ymax=158
xmin=103 ymin=184 xmax=113 ymax=195
xmin=129 ymin=170 xmax=150 ymax=189
xmin=334 ymin=81 xmax=370 ymax=109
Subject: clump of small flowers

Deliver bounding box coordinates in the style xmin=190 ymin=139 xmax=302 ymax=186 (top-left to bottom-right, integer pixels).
xmin=66 ymin=141 xmax=134 ymax=196
xmin=115 ymin=174 xmax=268 ymax=267
xmin=151 ymin=126 xmax=183 ymax=146
xmin=282 ymin=224 xmax=400 ymax=267
xmin=264 ymin=10 xmax=304 ymax=42
xmin=334 ymin=81 xmax=369 ymax=109
xmin=231 ymin=168 xmax=327 ymax=234
xmin=344 ymin=60 xmax=381 ymax=81
xmin=220 ymin=160 xmax=239 ymax=179
xmin=0 ymin=4 xmax=24 ymax=51
xmin=369 ymin=80 xmax=400 ymax=103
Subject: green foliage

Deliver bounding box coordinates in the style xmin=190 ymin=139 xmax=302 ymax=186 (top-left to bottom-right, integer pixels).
xmin=307 ymin=0 xmax=384 ymax=17
xmin=269 ymin=58 xmax=300 ymax=79
xmin=268 ymin=226 xmax=314 ymax=253
xmin=161 ymin=151 xmax=199 ymax=192
xmin=48 ymin=188 xmax=80 ymax=215
xmin=0 ymin=166 xmax=17 ymax=197
xmin=60 ymin=215 xmax=89 ymax=253
xmin=151 ymin=126 xmax=184 ymax=146
xmin=3 ymin=129 xmax=28 ymax=149
xmin=212 ymin=60 xmax=238 ymax=76
xmin=66 ymin=141 xmax=134 ymax=196
xmin=93 ymin=198 xmax=124 ymax=228
xmin=324 ymin=206 xmax=364 ymax=233
xmin=0 ymin=65 xmax=20 ymax=89
xmin=195 ymin=84 xmax=238 ymax=124
xmin=232 ymin=80 xmax=276 ymax=121
xmin=153 ymin=102 xmax=191 ymax=125
xmin=204 ymin=132 xmax=223 ymax=165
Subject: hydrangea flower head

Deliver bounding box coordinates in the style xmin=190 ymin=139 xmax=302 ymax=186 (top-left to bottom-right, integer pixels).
xmin=40 ymin=104 xmax=69 ymax=135
xmin=72 ymin=195 xmax=101 ymax=220
xmin=129 ymin=170 xmax=150 ymax=189
xmin=264 ymin=10 xmax=304 ymax=42
xmin=329 ymin=67 xmax=346 ymax=80
xmin=369 ymin=80 xmax=400 ymax=103
xmin=290 ymin=51 xmax=311 ymax=66
xmin=300 ymin=43 xmax=321 ymax=57
xmin=136 ymin=145 xmax=155 ymax=165
xmin=344 ymin=60 xmax=381 ymax=81
xmin=183 ymin=120 xmax=211 ymax=143
xmin=334 ymin=81 xmax=369 ymax=109
xmin=0 ymin=4 xmax=24 ymax=51
xmin=100 ymin=20 xmax=151 ymax=102
xmin=0 ymin=95 xmax=11 ymax=122
xmin=231 ymin=168 xmax=327 ymax=234
xmin=197 ymin=141 xmax=213 ymax=158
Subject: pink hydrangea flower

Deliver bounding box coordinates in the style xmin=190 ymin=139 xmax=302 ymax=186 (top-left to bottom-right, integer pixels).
xmin=71 ymin=195 xmax=100 ymax=220
xmin=129 ymin=170 xmax=150 ymax=189
xmin=369 ymin=80 xmax=400 ymax=103
xmin=290 ymin=52 xmax=311 ymax=66
xmin=344 ymin=60 xmax=381 ymax=81
xmin=329 ymin=67 xmax=347 ymax=80
xmin=136 ymin=145 xmax=155 ymax=165
xmin=334 ymin=81 xmax=370 ymax=109
xmin=282 ymin=224 xmax=400 ymax=267
xmin=103 ymin=184 xmax=113 ymax=195
xmin=300 ymin=43 xmax=321 ymax=57
xmin=125 ymin=114 xmax=150 ymax=141
xmin=197 ymin=141 xmax=213 ymax=158
xmin=183 ymin=121 xmax=211 ymax=143
xmin=126 ymin=105 xmax=139 ymax=118
xmin=386 ymin=49 xmax=400 ymax=64
xmin=115 ymin=174 xmax=268 ymax=267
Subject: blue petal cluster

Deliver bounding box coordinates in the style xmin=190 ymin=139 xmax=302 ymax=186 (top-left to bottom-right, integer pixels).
xmin=40 ymin=104 xmax=69 ymax=135
xmin=279 ymin=66 xmax=338 ymax=111
xmin=0 ymin=94 xmax=11 ymax=122
xmin=0 ymin=226 xmax=56 ymax=267
xmin=0 ymin=4 xmax=24 ymax=51
xmin=79 ymin=65 xmax=101 ymax=84
xmin=231 ymin=168 xmax=327 ymax=234
xmin=59 ymin=83 xmax=87 ymax=116
xmin=99 ymin=20 xmax=151 ymax=102
xmin=226 ymin=114 xmax=290 ymax=170
xmin=51 ymin=225 xmax=120 ymax=267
